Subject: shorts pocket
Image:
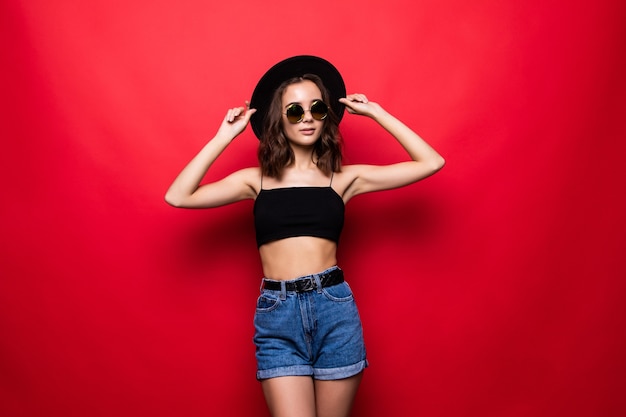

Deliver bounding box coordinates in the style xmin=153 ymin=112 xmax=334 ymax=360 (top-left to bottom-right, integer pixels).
xmin=256 ymin=292 xmax=282 ymax=312
xmin=321 ymin=281 xmax=354 ymax=302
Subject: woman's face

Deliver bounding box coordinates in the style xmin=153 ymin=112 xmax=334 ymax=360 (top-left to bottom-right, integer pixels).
xmin=280 ymin=80 xmax=325 ymax=147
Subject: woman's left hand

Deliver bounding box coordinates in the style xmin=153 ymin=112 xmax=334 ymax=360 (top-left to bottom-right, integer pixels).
xmin=339 ymin=94 xmax=382 ymax=118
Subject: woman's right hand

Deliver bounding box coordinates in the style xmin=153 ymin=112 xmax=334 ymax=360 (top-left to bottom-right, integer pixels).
xmin=216 ymin=101 xmax=257 ymax=140
xmin=165 ymin=101 xmax=259 ymax=208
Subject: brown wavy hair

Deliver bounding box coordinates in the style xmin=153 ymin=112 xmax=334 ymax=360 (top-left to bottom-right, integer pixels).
xmin=257 ymin=74 xmax=343 ymax=178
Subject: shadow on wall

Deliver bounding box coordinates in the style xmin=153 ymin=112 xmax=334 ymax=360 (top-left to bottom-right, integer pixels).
xmin=341 ymin=188 xmax=446 ymax=255
xmin=158 ymin=201 xmax=260 ymax=283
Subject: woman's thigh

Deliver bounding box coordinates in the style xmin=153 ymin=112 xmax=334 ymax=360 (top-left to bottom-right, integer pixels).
xmin=261 ymin=373 xmax=363 ymax=417
xmin=261 ymin=376 xmax=316 ymax=417
xmin=314 ymin=372 xmax=363 ymax=417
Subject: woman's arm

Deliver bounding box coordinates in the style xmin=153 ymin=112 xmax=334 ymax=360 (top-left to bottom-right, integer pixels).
xmin=164 ymin=104 xmax=258 ymax=208
xmin=339 ymin=94 xmax=445 ymax=201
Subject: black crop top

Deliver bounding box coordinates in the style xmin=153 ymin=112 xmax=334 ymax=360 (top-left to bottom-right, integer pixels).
xmin=253 ymin=186 xmax=345 ymax=248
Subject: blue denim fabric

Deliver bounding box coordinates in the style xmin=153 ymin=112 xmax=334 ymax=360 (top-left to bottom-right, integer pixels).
xmin=253 ymin=266 xmax=368 ymax=380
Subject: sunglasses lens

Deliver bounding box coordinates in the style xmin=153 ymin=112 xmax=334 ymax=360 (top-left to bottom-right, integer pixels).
xmin=310 ymin=101 xmax=328 ymax=121
xmin=285 ymin=104 xmax=305 ymax=123
xmin=284 ymin=101 xmax=329 ymax=123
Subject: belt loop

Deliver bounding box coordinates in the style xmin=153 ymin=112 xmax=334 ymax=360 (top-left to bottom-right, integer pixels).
xmin=280 ymin=281 xmax=287 ymax=300
xmin=314 ymin=274 xmax=323 ymax=293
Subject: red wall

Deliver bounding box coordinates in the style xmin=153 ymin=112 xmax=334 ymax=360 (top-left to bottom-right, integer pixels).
xmin=2 ymin=1 xmax=625 ymax=416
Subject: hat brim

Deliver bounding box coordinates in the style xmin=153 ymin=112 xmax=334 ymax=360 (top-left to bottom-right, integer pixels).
xmin=249 ymin=55 xmax=346 ymax=140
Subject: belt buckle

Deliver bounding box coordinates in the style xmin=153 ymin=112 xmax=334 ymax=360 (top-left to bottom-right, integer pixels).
xmin=297 ymin=278 xmax=316 ymax=292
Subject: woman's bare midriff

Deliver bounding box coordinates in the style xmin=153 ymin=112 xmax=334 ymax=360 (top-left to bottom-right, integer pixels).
xmin=258 ymin=236 xmax=338 ymax=280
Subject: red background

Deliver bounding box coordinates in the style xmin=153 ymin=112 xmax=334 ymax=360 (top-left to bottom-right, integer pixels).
xmin=2 ymin=1 xmax=625 ymax=416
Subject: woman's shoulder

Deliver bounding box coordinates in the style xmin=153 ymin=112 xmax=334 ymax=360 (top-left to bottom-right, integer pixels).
xmin=337 ymin=164 xmax=372 ymax=177
xmin=221 ymin=166 xmax=262 ymax=195
xmin=236 ymin=166 xmax=262 ymax=177
xmin=332 ymin=165 xmax=369 ymax=202
xmin=237 ymin=166 xmax=262 ymax=183
xmin=333 ymin=163 xmax=392 ymax=202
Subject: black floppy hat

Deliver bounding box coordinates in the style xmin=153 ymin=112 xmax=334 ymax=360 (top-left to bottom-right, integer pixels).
xmin=249 ymin=55 xmax=346 ymax=139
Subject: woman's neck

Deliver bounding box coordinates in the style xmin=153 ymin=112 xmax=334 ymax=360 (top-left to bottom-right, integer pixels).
xmin=290 ymin=145 xmax=317 ymax=170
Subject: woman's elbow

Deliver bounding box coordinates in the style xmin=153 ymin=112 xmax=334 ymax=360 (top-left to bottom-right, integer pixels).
xmin=429 ymin=155 xmax=446 ymax=174
xmin=164 ymin=191 xmax=186 ymax=208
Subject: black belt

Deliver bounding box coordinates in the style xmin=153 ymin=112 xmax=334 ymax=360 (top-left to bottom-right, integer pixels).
xmin=262 ymin=268 xmax=344 ymax=292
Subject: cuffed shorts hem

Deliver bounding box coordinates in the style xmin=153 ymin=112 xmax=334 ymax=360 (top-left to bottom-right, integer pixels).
xmin=257 ymin=359 xmax=368 ymax=381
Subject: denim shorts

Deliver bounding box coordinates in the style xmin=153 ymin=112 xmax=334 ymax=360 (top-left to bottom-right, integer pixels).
xmin=253 ymin=266 xmax=368 ymax=381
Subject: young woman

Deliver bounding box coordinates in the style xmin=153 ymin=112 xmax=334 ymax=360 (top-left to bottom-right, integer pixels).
xmin=165 ymin=56 xmax=444 ymax=417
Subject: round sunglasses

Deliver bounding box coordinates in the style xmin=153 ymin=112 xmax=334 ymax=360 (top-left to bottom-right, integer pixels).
xmin=284 ymin=100 xmax=329 ymax=124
